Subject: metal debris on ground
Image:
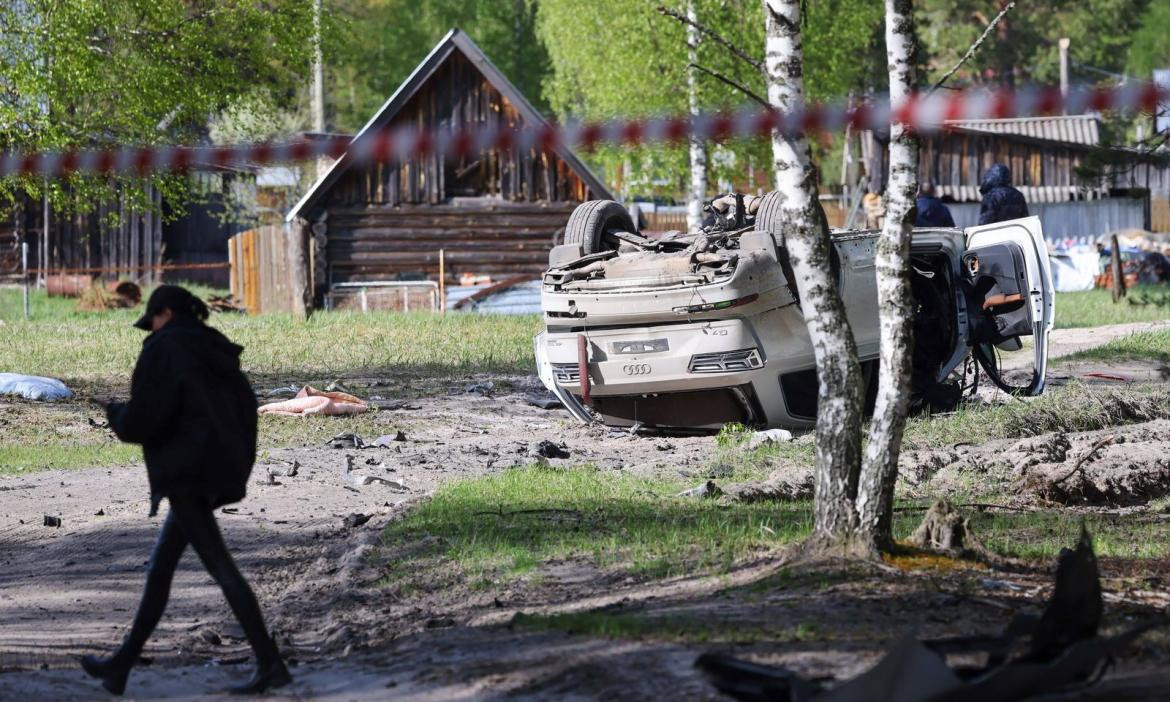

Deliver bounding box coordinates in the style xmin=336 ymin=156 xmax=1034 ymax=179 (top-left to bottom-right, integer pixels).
xmin=42 ymin=515 xmax=61 ymax=528
xmin=531 ymin=440 xmax=571 ymax=459
xmin=371 ymin=431 xmax=408 ymax=447
xmin=676 ymin=481 xmax=722 ymax=499
xmin=328 ymin=433 xmax=367 ymax=449
xmin=748 ymin=429 xmax=795 ymax=448
xmin=524 ymin=393 xmax=563 ymax=410
xmin=464 ymin=381 xmax=495 ymax=396
xmin=287 ymin=460 xmax=299 ymax=477
xmin=696 ymin=527 xmax=1167 ymax=702
xmin=342 ymin=455 xmax=409 ymax=490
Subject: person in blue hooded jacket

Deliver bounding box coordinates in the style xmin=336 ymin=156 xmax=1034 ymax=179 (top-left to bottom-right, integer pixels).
xmin=915 ymin=182 xmax=955 ymax=228
xmin=978 ymin=163 xmax=1029 ymax=225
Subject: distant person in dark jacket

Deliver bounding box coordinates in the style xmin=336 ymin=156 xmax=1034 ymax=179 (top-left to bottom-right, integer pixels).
xmin=978 ymin=163 xmax=1029 ymax=225
xmin=915 ymin=182 xmax=955 ymax=228
xmin=82 ymin=285 xmax=289 ymax=696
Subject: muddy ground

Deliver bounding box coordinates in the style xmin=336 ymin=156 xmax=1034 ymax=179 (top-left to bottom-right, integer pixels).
xmin=1 ymin=321 xmax=1169 ymax=700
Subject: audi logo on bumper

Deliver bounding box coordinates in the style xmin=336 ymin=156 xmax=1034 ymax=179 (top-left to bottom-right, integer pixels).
xmin=622 ymin=364 xmax=652 ymax=376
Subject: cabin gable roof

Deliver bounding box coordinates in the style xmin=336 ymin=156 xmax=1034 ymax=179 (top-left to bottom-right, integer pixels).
xmin=288 ymin=29 xmax=612 ymax=222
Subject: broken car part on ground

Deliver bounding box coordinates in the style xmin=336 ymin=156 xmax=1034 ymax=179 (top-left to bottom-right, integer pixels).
xmin=535 ymin=193 xmax=1056 ymax=430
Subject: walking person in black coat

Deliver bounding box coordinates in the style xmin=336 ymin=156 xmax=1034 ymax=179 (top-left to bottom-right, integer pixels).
xmin=978 ymin=163 xmax=1029 ymax=225
xmin=82 ymin=285 xmax=290 ymax=696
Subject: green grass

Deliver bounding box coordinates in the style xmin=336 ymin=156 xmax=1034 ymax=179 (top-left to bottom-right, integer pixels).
xmin=381 ymin=465 xmax=814 ymax=590
xmin=0 ymin=443 xmax=141 ymax=474
xmin=1060 ymin=330 xmax=1170 ymax=365
xmin=969 ymin=510 xmax=1170 ymax=560
xmin=0 ymin=288 xmax=541 ymax=386
xmin=1054 ymin=286 xmax=1170 ymax=329
xmin=377 ymin=464 xmax=1170 ymax=614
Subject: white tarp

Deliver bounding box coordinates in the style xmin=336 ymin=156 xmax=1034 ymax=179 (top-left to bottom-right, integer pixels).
xmin=0 ymin=373 xmax=74 ymax=401
xmin=1048 ymin=249 xmax=1099 ymax=292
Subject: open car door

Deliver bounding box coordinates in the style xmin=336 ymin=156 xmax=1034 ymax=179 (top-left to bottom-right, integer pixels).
xmin=962 ymin=216 xmax=1055 ymax=395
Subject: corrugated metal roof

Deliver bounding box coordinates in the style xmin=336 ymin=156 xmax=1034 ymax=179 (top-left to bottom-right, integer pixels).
xmin=937 ymin=184 xmax=1109 ymax=203
xmin=945 ymin=115 xmax=1100 ymax=146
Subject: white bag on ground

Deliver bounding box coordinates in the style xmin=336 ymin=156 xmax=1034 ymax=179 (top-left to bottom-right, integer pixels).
xmin=0 ymin=373 xmax=74 ymax=401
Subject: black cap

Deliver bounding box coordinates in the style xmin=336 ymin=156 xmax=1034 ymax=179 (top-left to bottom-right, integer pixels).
xmin=133 ymin=285 xmax=206 ymax=331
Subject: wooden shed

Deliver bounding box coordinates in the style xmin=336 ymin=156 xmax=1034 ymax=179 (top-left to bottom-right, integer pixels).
xmin=286 ymin=29 xmax=613 ymax=301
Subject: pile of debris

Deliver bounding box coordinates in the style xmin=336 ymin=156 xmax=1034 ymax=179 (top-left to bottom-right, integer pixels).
xmin=77 ymin=281 xmax=142 ymax=311
xmin=696 ymin=525 xmax=1166 ymax=701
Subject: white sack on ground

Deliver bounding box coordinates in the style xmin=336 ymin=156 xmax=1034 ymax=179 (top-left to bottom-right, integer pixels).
xmin=0 ymin=373 xmax=74 ymax=401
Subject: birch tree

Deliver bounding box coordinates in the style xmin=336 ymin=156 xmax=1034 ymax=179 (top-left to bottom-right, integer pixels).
xmin=762 ymin=0 xmax=865 ymax=548
xmin=856 ymin=0 xmax=920 ymax=551
xmin=685 ymin=0 xmax=708 ymax=231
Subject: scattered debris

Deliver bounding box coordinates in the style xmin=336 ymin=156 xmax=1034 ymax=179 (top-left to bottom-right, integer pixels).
xmin=94 ymin=508 xmax=105 ymax=517
xmin=531 ymin=440 xmax=570 ymax=459
xmin=747 ymin=429 xmax=794 ymax=448
xmin=287 ymin=460 xmax=300 ymax=477
xmin=198 ymin=628 xmax=223 ymax=646
xmin=259 ymin=386 xmax=369 ymax=416
xmin=206 ymin=295 xmax=245 ymax=313
xmin=328 ymin=433 xmax=368 ymax=450
xmin=676 ymin=481 xmax=722 ymax=499
xmin=696 ymin=528 xmax=1166 ymax=702
xmin=371 ymin=431 xmax=408 ymax=447
xmin=342 ymin=455 xmax=409 ymax=490
xmin=87 ymin=417 xmax=109 ymax=429
xmin=465 ymin=381 xmax=495 ymax=396
xmin=342 ymin=513 xmax=372 ymax=529
xmin=42 ymin=515 xmax=61 ymax=528
xmin=524 ymin=392 xmax=562 ymax=410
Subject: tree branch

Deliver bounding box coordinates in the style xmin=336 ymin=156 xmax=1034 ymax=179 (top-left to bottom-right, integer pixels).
xmin=929 ymin=1 xmax=1017 ymax=95
xmin=657 ymin=5 xmax=764 ymax=73
xmin=688 ymin=63 xmax=769 ymax=108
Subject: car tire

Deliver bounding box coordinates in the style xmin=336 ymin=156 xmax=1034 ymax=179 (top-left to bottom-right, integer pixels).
xmin=753 ymin=190 xmax=840 ymax=300
xmin=564 ymin=200 xmax=636 ymax=255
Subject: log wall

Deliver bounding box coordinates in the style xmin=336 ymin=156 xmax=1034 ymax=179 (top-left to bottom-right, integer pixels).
xmin=323 ymin=201 xmax=575 ymax=284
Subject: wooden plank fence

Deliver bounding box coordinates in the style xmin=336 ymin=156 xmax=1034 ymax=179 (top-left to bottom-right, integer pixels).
xmin=228 ymin=223 xmax=309 ymax=317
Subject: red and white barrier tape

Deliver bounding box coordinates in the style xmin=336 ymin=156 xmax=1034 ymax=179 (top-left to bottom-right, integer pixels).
xmin=2 ymin=83 xmax=1165 ymax=179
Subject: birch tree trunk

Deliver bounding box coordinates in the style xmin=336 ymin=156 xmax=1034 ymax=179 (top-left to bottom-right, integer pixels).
xmin=856 ymin=0 xmax=920 ymax=550
xmin=685 ymin=0 xmax=708 ymax=232
xmin=763 ymin=0 xmax=864 ymax=546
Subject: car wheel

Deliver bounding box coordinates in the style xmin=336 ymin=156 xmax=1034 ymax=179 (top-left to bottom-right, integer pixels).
xmin=754 ymin=190 xmax=840 ymax=301
xmin=564 ymin=200 xmax=636 ymax=255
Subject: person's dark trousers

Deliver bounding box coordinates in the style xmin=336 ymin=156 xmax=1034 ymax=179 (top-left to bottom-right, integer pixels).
xmin=82 ymin=496 xmax=285 ymax=694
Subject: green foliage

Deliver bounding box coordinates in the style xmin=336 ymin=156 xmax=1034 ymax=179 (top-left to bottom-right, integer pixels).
xmin=1127 ymin=0 xmax=1170 ymax=76
xmin=917 ymin=0 xmax=1150 ymax=88
xmin=0 ymin=0 xmax=317 ymax=217
xmin=536 ymin=0 xmax=882 ymax=198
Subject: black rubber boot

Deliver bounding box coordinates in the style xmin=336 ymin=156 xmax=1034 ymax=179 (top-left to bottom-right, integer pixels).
xmin=80 ymin=654 xmax=132 ymax=696
xmin=229 ymin=656 xmax=292 ymax=695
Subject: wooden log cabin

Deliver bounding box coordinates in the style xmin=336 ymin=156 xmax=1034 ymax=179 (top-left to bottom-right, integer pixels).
xmin=285 ymin=29 xmax=613 ymax=301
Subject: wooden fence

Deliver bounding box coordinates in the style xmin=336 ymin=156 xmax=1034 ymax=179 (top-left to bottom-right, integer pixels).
xmin=228 ymin=223 xmax=310 ymax=317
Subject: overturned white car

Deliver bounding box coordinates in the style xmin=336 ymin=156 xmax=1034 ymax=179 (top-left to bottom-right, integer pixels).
xmin=535 ymin=193 xmax=1054 ymax=430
